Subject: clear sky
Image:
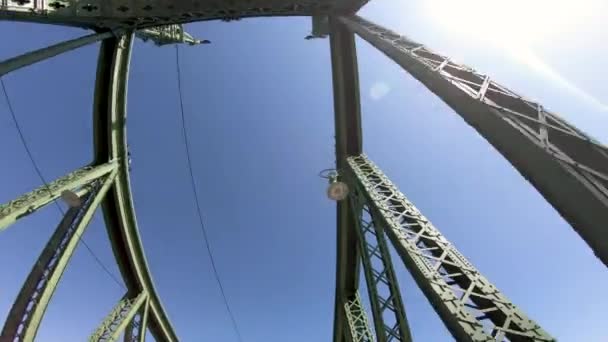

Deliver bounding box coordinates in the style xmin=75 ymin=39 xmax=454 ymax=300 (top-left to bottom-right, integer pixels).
xmin=1 ymin=0 xmax=607 ymax=341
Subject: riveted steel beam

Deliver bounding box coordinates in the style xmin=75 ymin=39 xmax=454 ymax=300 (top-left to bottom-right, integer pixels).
xmin=350 ymin=189 xmax=412 ymax=342
xmin=1 ymin=171 xmax=117 ymax=342
xmin=0 ymin=162 xmax=116 ymax=231
xmin=90 ymin=291 xmax=148 ymax=342
xmin=344 ymin=292 xmax=374 ymax=342
xmin=348 ymin=154 xmax=554 ymax=342
xmin=0 ymin=0 xmax=369 ymax=29
xmin=340 ymin=15 xmax=608 ymax=267
xmin=92 ymin=33 xmax=177 ymax=342
xmin=329 ymin=15 xmax=363 ymax=342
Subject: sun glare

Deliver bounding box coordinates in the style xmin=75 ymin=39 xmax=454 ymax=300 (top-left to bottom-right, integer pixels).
xmin=426 ymin=0 xmax=604 ymax=46
xmin=424 ymin=0 xmax=608 ymax=112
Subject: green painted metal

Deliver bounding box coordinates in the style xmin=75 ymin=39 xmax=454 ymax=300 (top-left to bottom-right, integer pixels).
xmin=343 ymin=293 xmax=374 ymax=342
xmin=123 ymin=298 xmax=150 ymax=342
xmin=348 ymin=154 xmax=554 ymax=342
xmin=0 ymin=30 xmax=119 ymax=77
xmin=0 ymin=171 xmax=117 ymax=342
xmin=90 ymin=292 xmax=148 ymax=342
xmin=0 ymin=162 xmax=116 ymax=231
xmin=329 ymin=16 xmax=363 ymax=342
xmin=349 ymin=188 xmax=412 ymax=342
xmin=0 ymin=0 xmax=368 ymax=29
xmin=92 ymin=33 xmax=178 ymax=342
xmin=340 ymin=14 xmax=608 ymax=267
xmin=136 ymin=24 xmax=207 ymax=46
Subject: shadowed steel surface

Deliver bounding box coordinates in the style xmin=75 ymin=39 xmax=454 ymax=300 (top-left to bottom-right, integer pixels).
xmin=329 ymin=15 xmax=363 ymax=342
xmin=350 ymin=189 xmax=412 ymax=342
xmin=340 ymin=14 xmax=608 ymax=267
xmin=92 ymin=33 xmax=178 ymax=341
xmin=0 ymin=0 xmax=369 ymax=28
xmin=348 ymin=154 xmax=554 ymax=342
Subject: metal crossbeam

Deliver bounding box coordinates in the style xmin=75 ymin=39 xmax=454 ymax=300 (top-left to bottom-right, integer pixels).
xmin=0 ymin=0 xmax=368 ymax=29
xmin=0 ymin=162 xmax=116 ymax=230
xmin=350 ymin=190 xmax=412 ymax=342
xmin=1 ymin=172 xmax=116 ymax=342
xmin=339 ymin=14 xmax=608 ymax=267
xmin=0 ymin=30 xmax=120 ymax=76
xmin=90 ymin=292 xmax=148 ymax=342
xmin=344 ymin=293 xmax=374 ymax=342
xmin=348 ymin=154 xmax=554 ymax=342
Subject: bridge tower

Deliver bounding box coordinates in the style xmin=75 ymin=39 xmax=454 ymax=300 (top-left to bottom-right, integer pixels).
xmin=1 ymin=1 xmax=607 ymax=341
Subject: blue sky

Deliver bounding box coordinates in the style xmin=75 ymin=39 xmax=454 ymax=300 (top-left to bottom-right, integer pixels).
xmin=1 ymin=0 xmax=607 ymax=341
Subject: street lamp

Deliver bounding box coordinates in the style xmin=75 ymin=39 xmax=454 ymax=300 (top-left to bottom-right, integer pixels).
xmin=319 ymin=169 xmax=349 ymax=201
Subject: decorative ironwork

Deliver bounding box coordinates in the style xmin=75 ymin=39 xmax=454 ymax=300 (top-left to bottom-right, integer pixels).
xmin=348 ymin=154 xmax=554 ymax=342
xmin=0 ymin=162 xmax=116 ymax=230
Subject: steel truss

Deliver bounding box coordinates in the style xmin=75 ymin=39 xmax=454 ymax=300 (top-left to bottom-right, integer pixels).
xmin=0 ymin=3 xmax=606 ymax=342
xmin=0 ymin=28 xmax=177 ymax=342
xmin=343 ymin=292 xmax=374 ymax=342
xmin=339 ymin=15 xmax=608 ymax=267
xmin=349 ymin=187 xmax=412 ymax=342
xmin=348 ymin=154 xmax=554 ymax=342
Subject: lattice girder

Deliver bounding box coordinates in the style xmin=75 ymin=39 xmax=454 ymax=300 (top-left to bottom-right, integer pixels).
xmin=1 ymin=172 xmax=117 ymax=342
xmin=348 ymin=154 xmax=554 ymax=342
xmin=349 ymin=188 xmax=412 ymax=342
xmin=339 ymin=15 xmax=608 ymax=267
xmin=0 ymin=0 xmax=368 ymax=29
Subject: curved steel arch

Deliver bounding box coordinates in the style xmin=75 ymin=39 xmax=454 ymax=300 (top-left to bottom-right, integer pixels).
xmin=0 ymin=30 xmax=179 ymax=341
xmin=1 ymin=4 xmax=606 ymax=342
xmin=92 ymin=33 xmax=178 ymax=341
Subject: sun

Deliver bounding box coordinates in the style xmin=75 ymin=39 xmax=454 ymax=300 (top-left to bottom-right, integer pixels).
xmin=425 ymin=0 xmax=604 ymax=47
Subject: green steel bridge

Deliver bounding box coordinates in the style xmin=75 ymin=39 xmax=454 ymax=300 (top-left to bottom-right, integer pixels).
xmin=1 ymin=1 xmax=607 ymax=341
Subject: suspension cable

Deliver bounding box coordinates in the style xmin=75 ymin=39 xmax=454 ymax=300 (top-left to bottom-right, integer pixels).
xmin=174 ymin=45 xmax=244 ymax=342
xmin=1 ymin=77 xmax=125 ymax=290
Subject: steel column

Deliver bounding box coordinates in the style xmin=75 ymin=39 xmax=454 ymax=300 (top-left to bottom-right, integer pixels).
xmin=348 ymin=154 xmax=554 ymax=342
xmin=1 ymin=171 xmax=117 ymax=342
xmin=0 ymin=31 xmax=120 ymax=76
xmin=0 ymin=162 xmax=117 ymax=230
xmin=350 ymin=190 xmax=412 ymax=342
xmin=344 ymin=292 xmax=374 ymax=342
xmin=329 ymin=15 xmax=364 ymax=342
xmin=339 ymin=14 xmax=608 ymax=267
xmin=90 ymin=292 xmax=148 ymax=342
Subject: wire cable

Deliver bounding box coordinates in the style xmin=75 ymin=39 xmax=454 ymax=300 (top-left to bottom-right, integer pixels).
xmin=174 ymin=45 xmax=244 ymax=342
xmin=1 ymin=77 xmax=125 ymax=290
